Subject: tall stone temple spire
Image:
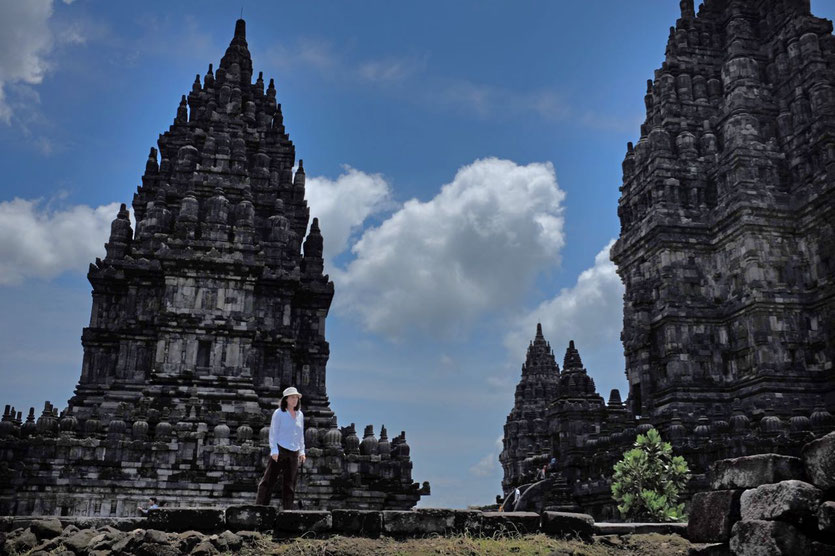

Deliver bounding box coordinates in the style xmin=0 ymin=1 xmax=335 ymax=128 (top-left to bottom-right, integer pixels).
xmin=500 ymin=324 xmax=560 ymax=491
xmin=0 ymin=19 xmax=428 ymax=517
xmin=611 ymin=0 xmax=835 ymax=423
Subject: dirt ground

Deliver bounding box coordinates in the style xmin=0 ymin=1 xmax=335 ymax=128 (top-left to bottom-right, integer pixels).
xmin=239 ymin=532 xmax=695 ymax=556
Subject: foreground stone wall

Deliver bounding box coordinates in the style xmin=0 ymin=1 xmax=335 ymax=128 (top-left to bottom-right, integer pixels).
xmin=688 ymin=431 xmax=835 ymax=555
xmin=2 ymin=506 xmax=692 ymax=554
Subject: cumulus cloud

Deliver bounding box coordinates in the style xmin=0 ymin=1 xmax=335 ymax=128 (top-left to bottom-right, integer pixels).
xmin=0 ymin=198 xmax=121 ymax=285
xmin=305 ymin=166 xmax=394 ymax=266
xmin=0 ymin=0 xmax=54 ymax=123
xmin=470 ymin=436 xmax=503 ymax=477
xmin=504 ymin=239 xmax=624 ymax=367
xmin=332 ymin=157 xmax=565 ymax=339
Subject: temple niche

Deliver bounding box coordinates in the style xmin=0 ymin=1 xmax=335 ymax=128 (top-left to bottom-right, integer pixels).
xmin=0 ymin=19 xmax=428 ymax=517
xmin=502 ymin=0 xmax=835 ymax=518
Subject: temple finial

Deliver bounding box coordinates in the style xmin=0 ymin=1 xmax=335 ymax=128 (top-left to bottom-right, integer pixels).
xmin=234 ymin=18 xmax=246 ymax=39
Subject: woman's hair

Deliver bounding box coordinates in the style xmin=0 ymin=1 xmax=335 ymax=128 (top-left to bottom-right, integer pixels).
xmin=280 ymin=395 xmax=301 ymax=412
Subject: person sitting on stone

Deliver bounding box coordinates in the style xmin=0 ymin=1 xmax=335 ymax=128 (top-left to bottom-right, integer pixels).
xmin=138 ymin=497 xmax=159 ymax=515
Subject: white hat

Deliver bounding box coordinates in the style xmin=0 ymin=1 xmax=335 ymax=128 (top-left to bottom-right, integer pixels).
xmin=282 ymin=386 xmax=302 ymax=398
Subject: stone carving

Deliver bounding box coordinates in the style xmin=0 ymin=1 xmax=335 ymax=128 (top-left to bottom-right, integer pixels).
xmin=0 ymin=19 xmax=428 ymax=516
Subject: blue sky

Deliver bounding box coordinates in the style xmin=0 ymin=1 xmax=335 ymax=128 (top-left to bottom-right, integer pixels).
xmin=2 ymin=1 xmax=834 ymax=508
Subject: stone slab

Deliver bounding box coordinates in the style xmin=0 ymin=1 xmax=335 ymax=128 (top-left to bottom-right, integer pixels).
xmin=710 ymin=454 xmax=806 ymax=490
xmin=274 ymin=510 xmax=331 ymax=537
xmin=730 ymin=519 xmax=810 ymax=556
xmin=382 ymin=509 xmax=455 ymax=536
xmin=331 ymin=509 xmax=383 ymax=537
xmin=740 ymin=480 xmax=821 ymax=526
xmin=146 ymin=508 xmax=225 ymax=533
xmin=541 ymin=511 xmax=594 ymax=540
xmin=819 ymin=501 xmax=835 ymax=536
xmin=594 ymin=522 xmax=688 ymax=536
xmin=686 ymin=543 xmax=732 ymax=556
xmin=802 ymin=431 xmax=835 ymax=490
xmin=480 ymin=512 xmax=540 ymax=536
xmin=687 ymin=489 xmax=742 ymax=543
xmin=225 ymin=505 xmax=276 ymax=532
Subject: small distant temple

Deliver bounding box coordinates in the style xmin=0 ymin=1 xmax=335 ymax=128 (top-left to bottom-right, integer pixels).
xmin=502 ymin=0 xmax=835 ymax=518
xmin=0 ymin=19 xmax=428 ymax=517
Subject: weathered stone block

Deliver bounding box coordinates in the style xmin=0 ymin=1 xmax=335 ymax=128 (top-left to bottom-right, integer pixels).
xmin=730 ymin=520 xmax=810 ymax=555
xmin=382 ymin=510 xmax=446 ymax=536
xmin=146 ymin=508 xmax=225 ymax=533
xmin=740 ymin=480 xmax=821 ymax=526
xmin=541 ymin=511 xmax=594 ymax=540
xmin=710 ymin=454 xmax=806 ymax=490
xmin=176 ymin=530 xmax=205 ymax=553
xmin=480 ymin=512 xmax=540 ymax=536
xmin=594 ymin=522 xmax=688 ymax=536
xmin=274 ymin=510 xmax=331 ymax=537
xmin=331 ymin=509 xmax=382 ymax=537
xmin=451 ymin=510 xmax=482 ymax=533
xmin=687 ymin=489 xmax=743 ymax=543
xmin=225 ymin=505 xmax=276 ymax=532
xmin=63 ymin=528 xmax=99 ymax=553
xmin=810 ymin=541 xmax=835 ymax=556
xmin=819 ymin=501 xmax=835 ymax=535
xmin=4 ymin=528 xmax=37 ymax=554
xmin=802 ymin=431 xmax=835 ymax=490
xmin=30 ymin=518 xmax=63 ymax=540
xmin=686 ymin=542 xmax=732 ymax=555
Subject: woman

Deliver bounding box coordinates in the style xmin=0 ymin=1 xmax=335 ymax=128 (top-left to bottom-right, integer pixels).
xmin=255 ymin=386 xmax=306 ymax=508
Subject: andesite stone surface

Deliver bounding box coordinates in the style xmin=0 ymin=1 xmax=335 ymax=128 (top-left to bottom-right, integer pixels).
xmin=687 ymin=489 xmax=742 ymax=543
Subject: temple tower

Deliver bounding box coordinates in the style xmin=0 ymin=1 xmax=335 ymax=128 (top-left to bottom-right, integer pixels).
xmin=499 ymin=324 xmax=560 ymax=491
xmin=610 ymin=0 xmax=835 ymax=427
xmin=0 ymin=19 xmax=428 ymax=517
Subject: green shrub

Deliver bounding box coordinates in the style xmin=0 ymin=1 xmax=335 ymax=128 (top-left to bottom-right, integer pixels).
xmin=611 ymin=427 xmax=690 ymax=522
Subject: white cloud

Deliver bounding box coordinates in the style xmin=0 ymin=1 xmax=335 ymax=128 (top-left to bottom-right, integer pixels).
xmin=470 ymin=436 xmax=503 ymax=477
xmin=332 ymin=157 xmax=565 ymax=339
xmin=0 ymin=198 xmax=122 ymax=285
xmin=0 ymin=0 xmax=54 ymax=123
xmin=357 ymin=54 xmax=426 ymax=83
xmin=305 ymin=166 xmax=393 ymax=266
xmin=504 ymin=239 xmax=624 ymax=369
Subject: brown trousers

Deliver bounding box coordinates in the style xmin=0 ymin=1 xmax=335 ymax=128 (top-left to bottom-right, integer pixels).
xmin=255 ymin=446 xmax=299 ymax=508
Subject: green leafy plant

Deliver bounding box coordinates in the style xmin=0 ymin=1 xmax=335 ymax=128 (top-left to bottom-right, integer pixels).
xmin=611 ymin=427 xmax=690 ymax=522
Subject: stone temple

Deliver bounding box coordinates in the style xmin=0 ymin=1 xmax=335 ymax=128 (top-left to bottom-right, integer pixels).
xmin=502 ymin=0 xmax=835 ymax=517
xmin=0 ymin=19 xmax=428 ymax=517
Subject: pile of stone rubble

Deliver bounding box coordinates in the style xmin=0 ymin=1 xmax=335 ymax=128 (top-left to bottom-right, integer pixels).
xmin=688 ymin=431 xmax=835 ymax=555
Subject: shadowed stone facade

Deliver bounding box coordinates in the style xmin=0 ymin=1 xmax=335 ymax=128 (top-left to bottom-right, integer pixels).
xmin=0 ymin=19 xmax=428 ymax=517
xmin=499 ymin=324 xmax=560 ymax=490
xmin=502 ymin=0 xmax=835 ymax=518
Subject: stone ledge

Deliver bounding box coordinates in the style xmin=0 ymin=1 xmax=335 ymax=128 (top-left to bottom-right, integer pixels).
xmin=331 ymin=509 xmax=382 ymax=537
xmin=541 ymin=511 xmax=594 ymax=540
xmin=594 ymin=522 xmax=688 ymax=537
xmin=2 ymin=508 xmax=700 ymax=541
xmin=710 ymin=454 xmax=806 ymax=490
xmin=481 ymin=512 xmax=541 ymax=536
xmin=0 ymin=516 xmax=145 ymax=533
xmin=274 ymin=510 xmax=332 ymax=537
xmin=147 ymin=508 xmax=225 ymax=533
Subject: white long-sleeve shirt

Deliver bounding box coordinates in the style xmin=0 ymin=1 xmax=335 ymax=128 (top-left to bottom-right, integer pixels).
xmin=268 ymin=408 xmax=305 ymax=456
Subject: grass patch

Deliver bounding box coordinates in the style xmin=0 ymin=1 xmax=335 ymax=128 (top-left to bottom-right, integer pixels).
xmin=237 ymin=532 xmax=694 ymax=555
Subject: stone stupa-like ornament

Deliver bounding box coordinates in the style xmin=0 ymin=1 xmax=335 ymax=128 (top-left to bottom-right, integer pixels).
xmin=0 ymin=19 xmax=428 ymax=517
